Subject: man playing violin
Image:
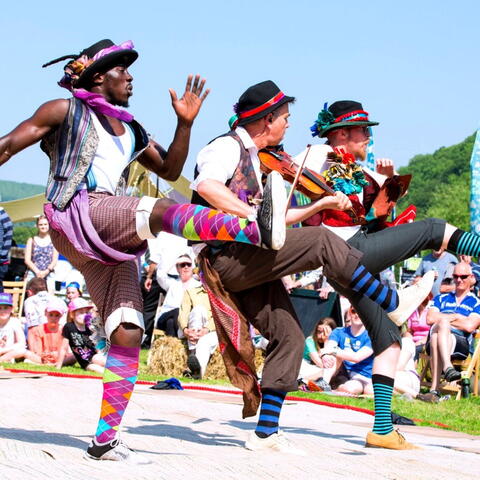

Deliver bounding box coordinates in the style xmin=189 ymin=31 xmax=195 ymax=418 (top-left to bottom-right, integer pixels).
xmin=191 ymin=83 xmax=434 ymax=454
xmin=299 ymin=100 xmax=480 ymax=449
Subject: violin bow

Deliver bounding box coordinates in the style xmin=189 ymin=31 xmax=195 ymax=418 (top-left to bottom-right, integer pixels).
xmin=285 ymin=144 xmax=312 ymax=214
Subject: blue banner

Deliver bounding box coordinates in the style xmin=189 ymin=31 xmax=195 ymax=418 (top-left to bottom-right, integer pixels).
xmin=366 ymin=127 xmax=375 ymax=170
xmin=470 ymin=129 xmax=480 ymax=234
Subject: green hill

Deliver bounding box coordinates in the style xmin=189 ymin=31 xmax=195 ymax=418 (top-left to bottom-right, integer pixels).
xmin=0 ymin=179 xmax=45 ymax=202
xmin=398 ymin=133 xmax=475 ymax=231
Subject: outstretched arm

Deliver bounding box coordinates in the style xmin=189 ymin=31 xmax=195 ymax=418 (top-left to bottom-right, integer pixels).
xmin=0 ymin=99 xmax=69 ymax=167
xmin=138 ymin=74 xmax=210 ymax=180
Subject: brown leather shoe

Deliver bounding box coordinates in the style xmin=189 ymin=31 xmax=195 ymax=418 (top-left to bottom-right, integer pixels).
xmin=365 ymin=430 xmax=420 ymax=450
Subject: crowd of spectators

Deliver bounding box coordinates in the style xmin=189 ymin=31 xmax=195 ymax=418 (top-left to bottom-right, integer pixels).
xmin=0 ymin=206 xmax=479 ymax=397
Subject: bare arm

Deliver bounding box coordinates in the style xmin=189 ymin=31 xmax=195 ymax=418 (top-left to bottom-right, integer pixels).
xmin=336 ymin=346 xmax=373 ymax=363
xmin=138 ymin=75 xmax=209 ymax=180
xmin=450 ymin=313 xmax=480 ymax=334
xmin=426 ymin=308 xmax=455 ymax=326
xmin=144 ymin=262 xmax=158 ymax=291
xmin=24 ymin=237 xmax=38 ymax=275
xmin=55 ymin=338 xmax=69 ymax=369
xmin=308 ymin=350 xmax=324 ymax=368
xmin=47 ymin=244 xmax=59 ymax=272
xmin=286 ymin=192 xmax=352 ymax=226
xmin=0 ymin=99 xmax=69 ymax=167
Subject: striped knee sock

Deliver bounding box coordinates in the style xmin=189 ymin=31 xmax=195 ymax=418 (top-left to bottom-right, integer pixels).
xmin=94 ymin=344 xmax=139 ymax=444
xmin=372 ymin=374 xmax=394 ymax=435
xmin=447 ymin=229 xmax=480 ymax=257
xmin=162 ymin=204 xmax=260 ymax=246
xmin=349 ymin=265 xmax=399 ymax=312
xmin=255 ymin=388 xmax=286 ymax=438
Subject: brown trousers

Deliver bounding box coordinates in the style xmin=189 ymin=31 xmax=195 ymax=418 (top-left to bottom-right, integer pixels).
xmin=211 ymin=226 xmax=363 ymax=391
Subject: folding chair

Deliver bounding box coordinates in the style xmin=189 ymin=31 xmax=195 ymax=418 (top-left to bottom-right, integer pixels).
xmin=419 ymin=331 xmax=480 ymax=399
xmin=2 ymin=280 xmax=27 ymax=318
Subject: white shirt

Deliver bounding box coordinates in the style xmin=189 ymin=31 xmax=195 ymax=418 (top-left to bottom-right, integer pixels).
xmin=24 ymin=291 xmax=56 ymax=328
xmin=190 ymin=127 xmax=263 ymax=254
xmin=147 ymin=232 xmax=192 ymax=276
xmin=79 ymin=113 xmax=134 ymax=194
xmin=156 ymin=274 xmax=201 ymax=317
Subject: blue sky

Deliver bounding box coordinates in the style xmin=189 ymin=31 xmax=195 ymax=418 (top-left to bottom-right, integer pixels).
xmin=0 ymin=0 xmax=479 ymax=185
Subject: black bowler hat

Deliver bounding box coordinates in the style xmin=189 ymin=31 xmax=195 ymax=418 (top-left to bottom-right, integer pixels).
xmin=234 ymin=80 xmax=295 ymax=126
xmin=310 ymin=100 xmax=379 ymax=137
xmin=43 ymin=39 xmax=138 ymax=89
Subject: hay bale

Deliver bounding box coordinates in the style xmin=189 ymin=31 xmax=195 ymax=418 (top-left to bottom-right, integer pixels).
xmin=148 ymin=334 xmax=266 ymax=381
xmin=148 ymin=335 xmax=187 ymax=377
xmin=203 ymin=347 xmax=265 ymax=380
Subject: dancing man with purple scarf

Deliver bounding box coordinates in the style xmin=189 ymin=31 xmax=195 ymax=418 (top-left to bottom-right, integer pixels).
xmin=0 ymin=39 xmax=288 ymax=463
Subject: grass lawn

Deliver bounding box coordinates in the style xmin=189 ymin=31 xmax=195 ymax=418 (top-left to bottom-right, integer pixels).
xmin=3 ymin=351 xmax=480 ymax=436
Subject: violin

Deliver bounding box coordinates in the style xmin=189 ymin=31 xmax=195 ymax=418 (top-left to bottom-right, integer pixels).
xmin=258 ymin=147 xmax=361 ymax=224
xmin=258 ymin=148 xmax=335 ymax=200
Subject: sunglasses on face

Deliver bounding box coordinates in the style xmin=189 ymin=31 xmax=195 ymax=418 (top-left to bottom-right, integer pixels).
xmin=453 ymin=274 xmax=470 ymax=280
xmin=177 ymin=262 xmax=192 ymax=268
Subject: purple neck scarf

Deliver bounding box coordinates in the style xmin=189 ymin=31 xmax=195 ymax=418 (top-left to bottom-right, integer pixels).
xmin=71 ymin=89 xmax=133 ymax=122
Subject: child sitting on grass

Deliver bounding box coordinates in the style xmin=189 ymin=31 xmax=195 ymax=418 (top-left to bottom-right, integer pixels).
xmin=0 ymin=293 xmax=40 ymax=363
xmin=56 ymin=298 xmax=106 ymax=373
xmin=29 ymin=298 xmax=76 ymax=366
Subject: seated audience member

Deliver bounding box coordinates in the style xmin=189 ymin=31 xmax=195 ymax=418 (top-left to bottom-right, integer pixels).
xmin=0 ymin=293 xmax=40 ymax=363
xmin=56 ymin=298 xmax=105 ymax=373
xmin=155 ymin=254 xmax=200 ymax=337
xmin=459 ymin=254 xmax=480 ymax=295
xmin=393 ymin=331 xmax=420 ymax=398
xmin=142 ymin=232 xmax=192 ymax=348
xmin=322 ymin=307 xmax=374 ymax=395
xmin=418 ymin=262 xmax=480 ymax=403
xmin=65 ymin=281 xmax=82 ymax=303
xmin=406 ymin=279 xmax=433 ymax=363
xmin=28 ymin=299 xmax=74 ymax=365
xmin=23 ymin=277 xmax=56 ymax=347
xmin=178 ymin=285 xmax=217 ymax=379
xmin=299 ymin=317 xmax=337 ymax=391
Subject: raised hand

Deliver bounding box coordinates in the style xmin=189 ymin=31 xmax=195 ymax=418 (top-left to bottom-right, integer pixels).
xmin=376 ymin=158 xmax=395 ymax=177
xmin=169 ymin=74 xmax=210 ymax=127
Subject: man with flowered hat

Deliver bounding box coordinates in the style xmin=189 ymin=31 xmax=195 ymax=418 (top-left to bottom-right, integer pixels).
xmin=298 ymin=100 xmax=480 ymax=449
xmin=0 ymin=39 xmax=286 ymax=463
xmin=192 ymin=83 xmax=434 ymax=454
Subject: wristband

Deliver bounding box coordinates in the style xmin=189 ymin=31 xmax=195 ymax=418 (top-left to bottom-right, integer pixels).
xmin=321 ymin=351 xmax=337 ymax=358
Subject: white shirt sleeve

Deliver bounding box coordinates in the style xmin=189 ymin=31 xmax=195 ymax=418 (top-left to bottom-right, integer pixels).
xmin=190 ymin=136 xmax=241 ymax=191
xmin=156 ymin=269 xmax=176 ymax=292
xmin=294 ymin=144 xmax=331 ymax=174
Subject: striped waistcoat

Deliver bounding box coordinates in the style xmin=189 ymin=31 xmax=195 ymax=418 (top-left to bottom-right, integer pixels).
xmin=40 ymin=97 xmax=149 ymax=211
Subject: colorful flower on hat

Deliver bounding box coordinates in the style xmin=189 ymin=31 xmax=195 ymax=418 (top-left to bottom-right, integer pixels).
xmin=310 ymin=103 xmax=335 ymax=137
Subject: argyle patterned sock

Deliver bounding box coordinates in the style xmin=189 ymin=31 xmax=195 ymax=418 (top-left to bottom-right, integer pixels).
xmin=162 ymin=204 xmax=260 ymax=246
xmin=448 ymin=229 xmax=480 ymax=257
xmin=94 ymin=344 xmax=139 ymax=444
xmin=255 ymin=388 xmax=287 ymax=438
xmin=349 ymin=265 xmax=399 ymax=312
xmin=371 ymin=374 xmax=394 ymax=435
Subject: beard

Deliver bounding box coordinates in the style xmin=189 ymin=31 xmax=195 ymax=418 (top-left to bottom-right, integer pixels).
xmin=116 ymin=99 xmax=130 ymax=108
xmin=356 ymin=147 xmax=367 ymax=161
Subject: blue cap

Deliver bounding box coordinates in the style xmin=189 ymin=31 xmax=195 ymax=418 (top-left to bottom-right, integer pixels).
xmin=0 ymin=293 xmax=13 ymax=306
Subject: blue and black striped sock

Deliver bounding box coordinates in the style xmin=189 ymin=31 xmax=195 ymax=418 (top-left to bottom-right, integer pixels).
xmin=255 ymin=388 xmax=286 ymax=438
xmin=349 ymin=265 xmax=399 ymax=312
xmin=448 ymin=229 xmax=480 ymax=257
xmin=372 ymin=374 xmax=394 ymax=435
